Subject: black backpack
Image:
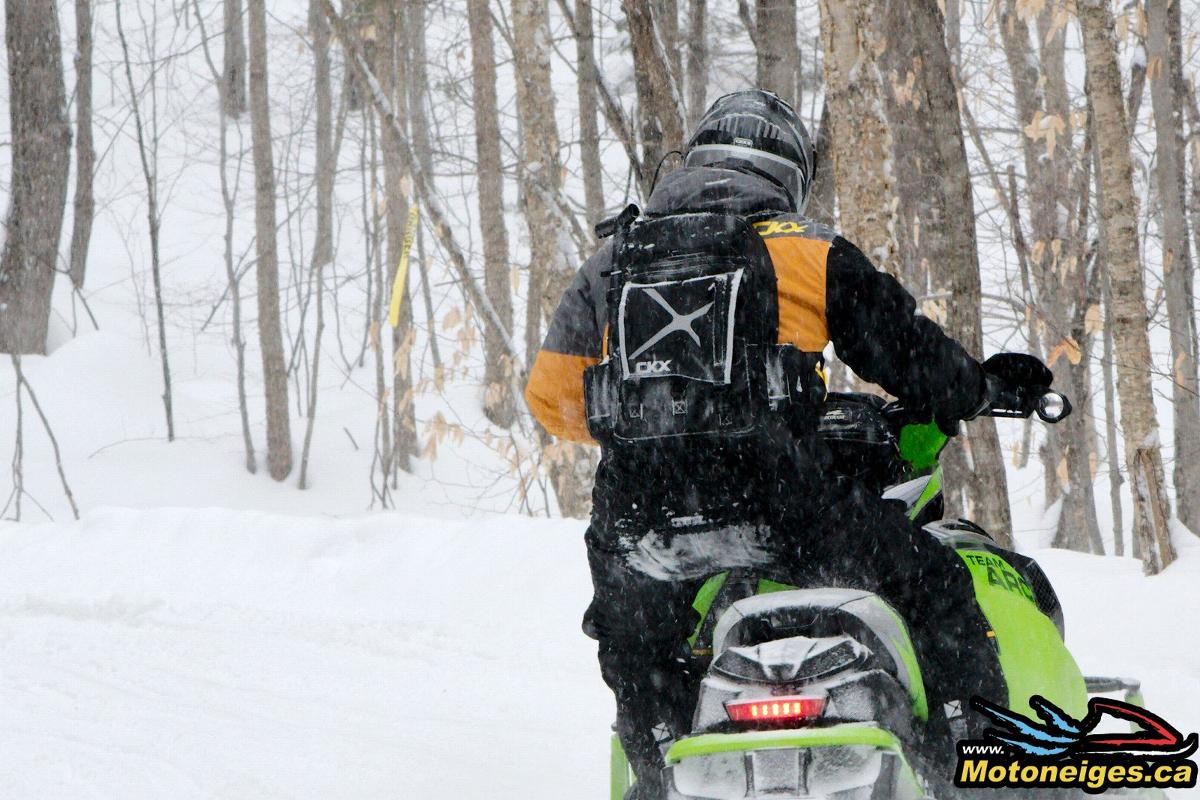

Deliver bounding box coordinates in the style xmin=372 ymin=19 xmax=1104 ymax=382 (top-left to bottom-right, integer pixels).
xmin=583 ymin=206 xmax=823 ymax=446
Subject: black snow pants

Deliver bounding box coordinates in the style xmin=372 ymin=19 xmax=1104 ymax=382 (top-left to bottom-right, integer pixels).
xmin=584 ymin=475 xmax=1008 ymax=798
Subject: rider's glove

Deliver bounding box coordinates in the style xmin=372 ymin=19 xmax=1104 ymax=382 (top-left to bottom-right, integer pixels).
xmin=941 ymin=354 xmax=1053 ymax=436
xmin=981 ymin=353 xmax=1054 ymax=391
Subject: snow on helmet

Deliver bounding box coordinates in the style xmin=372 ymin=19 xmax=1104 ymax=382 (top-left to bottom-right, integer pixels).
xmin=684 ymin=89 xmax=814 ymax=213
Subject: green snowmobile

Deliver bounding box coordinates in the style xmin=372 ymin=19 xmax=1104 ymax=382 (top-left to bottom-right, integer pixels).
xmin=610 ymin=384 xmax=1160 ymax=800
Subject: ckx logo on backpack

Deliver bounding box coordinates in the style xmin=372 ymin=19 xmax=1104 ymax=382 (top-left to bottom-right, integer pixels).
xmin=634 ymin=359 xmax=673 ymax=375
xmin=583 ymin=205 xmax=825 ymax=443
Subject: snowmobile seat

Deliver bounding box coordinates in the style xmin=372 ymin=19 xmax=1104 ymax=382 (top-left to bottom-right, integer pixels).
xmin=711 ymin=588 xmax=925 ymax=709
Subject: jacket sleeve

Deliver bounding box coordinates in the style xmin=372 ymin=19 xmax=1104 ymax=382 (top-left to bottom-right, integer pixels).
xmin=523 ymin=249 xmax=607 ymax=444
xmin=825 ymin=236 xmax=985 ymax=421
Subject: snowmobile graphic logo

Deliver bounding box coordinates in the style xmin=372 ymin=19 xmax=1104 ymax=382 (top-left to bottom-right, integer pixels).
xmin=626 ymin=287 xmax=713 ymax=362
xmin=955 ymin=694 xmax=1197 ymax=792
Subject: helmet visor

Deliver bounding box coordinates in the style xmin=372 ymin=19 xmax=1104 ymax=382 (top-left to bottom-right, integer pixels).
xmin=684 ymin=144 xmax=808 ymax=213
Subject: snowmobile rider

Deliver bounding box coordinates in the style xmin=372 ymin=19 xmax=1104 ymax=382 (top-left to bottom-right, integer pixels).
xmin=525 ymin=89 xmax=1051 ymax=798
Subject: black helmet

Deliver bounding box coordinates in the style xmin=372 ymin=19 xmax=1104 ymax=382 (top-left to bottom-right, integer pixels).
xmin=684 ymin=89 xmax=814 ymax=213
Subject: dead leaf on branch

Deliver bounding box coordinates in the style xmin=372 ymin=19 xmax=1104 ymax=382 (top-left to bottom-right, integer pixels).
xmin=1047 ymin=337 xmax=1082 ymax=366
xmin=1015 ymin=0 xmax=1045 ymax=23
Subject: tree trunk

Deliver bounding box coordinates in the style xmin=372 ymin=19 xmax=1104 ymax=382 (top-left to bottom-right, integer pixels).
xmin=756 ymin=0 xmax=799 ymax=107
xmin=0 ymin=0 xmax=70 ymax=355
xmin=191 ymin=0 xmax=256 ymax=472
xmin=685 ymin=0 xmax=708 ymax=129
xmin=1146 ymin=0 xmax=1200 ymax=530
xmin=997 ymin=0 xmax=1100 ymax=551
xmin=807 ymin=100 xmax=836 ymax=228
xmin=116 ymin=0 xmax=175 ymax=441
xmin=68 ymin=0 xmax=94 ymax=290
xmin=468 ymin=0 xmax=517 ymax=428
xmin=513 ymin=0 xmax=594 ymax=517
xmin=369 ymin=1 xmax=416 ymax=475
xmin=247 ymin=0 xmax=293 ymax=480
xmin=817 ymin=0 xmax=894 ymax=270
xmin=655 ymin=0 xmax=683 ymax=98
xmin=298 ymin=0 xmax=334 ymax=489
xmin=573 ymin=0 xmax=606 ymax=232
xmin=877 ymin=0 xmax=1013 ymax=544
xmin=1078 ymin=0 xmax=1174 ymax=574
xmin=622 ymin=0 xmax=685 ymax=194
xmin=223 ymin=0 xmax=248 ymax=115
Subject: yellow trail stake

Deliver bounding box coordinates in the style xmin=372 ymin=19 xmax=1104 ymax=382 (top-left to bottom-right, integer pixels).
xmin=388 ymin=203 xmax=420 ymax=328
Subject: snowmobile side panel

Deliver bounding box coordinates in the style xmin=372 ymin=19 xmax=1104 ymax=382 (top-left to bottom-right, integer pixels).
xmin=860 ymin=595 xmax=929 ymax=721
xmin=688 ymin=572 xmax=729 ymax=648
xmin=956 ymin=548 xmax=1088 ymax=719
xmin=898 ymin=421 xmax=948 ymax=471
xmin=610 ymin=734 xmax=633 ymax=800
xmin=908 ymin=467 xmax=942 ymax=522
xmin=755 ymin=577 xmax=797 ymax=594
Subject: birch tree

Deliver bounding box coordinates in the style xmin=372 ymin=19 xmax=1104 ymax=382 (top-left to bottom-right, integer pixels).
xmin=1079 ymin=0 xmax=1175 ymax=573
xmin=997 ymin=0 xmax=1102 ymax=552
xmin=1146 ymin=0 xmax=1200 ymax=530
xmin=0 ymin=0 xmax=71 ymax=355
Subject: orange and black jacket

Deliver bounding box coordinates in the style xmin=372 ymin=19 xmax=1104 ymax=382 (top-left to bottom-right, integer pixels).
xmin=525 ymin=166 xmax=985 ymax=444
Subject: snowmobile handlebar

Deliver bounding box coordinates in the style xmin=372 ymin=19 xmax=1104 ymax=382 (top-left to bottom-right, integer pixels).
xmin=982 ymin=376 xmax=1072 ymax=424
xmin=879 ymin=384 xmax=1071 ymax=433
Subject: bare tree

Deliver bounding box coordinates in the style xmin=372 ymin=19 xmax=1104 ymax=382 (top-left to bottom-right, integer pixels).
xmin=116 ymin=0 xmax=175 ymax=441
xmin=876 ymin=0 xmax=1013 ymax=544
xmin=996 ymin=0 xmax=1101 ymax=552
xmin=622 ymin=0 xmax=685 ymax=194
xmin=1079 ymin=0 xmax=1174 ymax=573
xmin=572 ymin=0 xmax=606 ymax=231
xmin=0 ymin=0 xmax=71 ymax=355
xmin=817 ymin=0 xmax=894 ymax=269
xmin=1146 ymin=0 xmax=1200 ymax=530
xmin=685 ymin=0 xmax=708 ymax=128
xmin=5 ymin=355 xmax=79 ymax=521
xmin=298 ymin=0 xmax=335 ymax=489
xmin=193 ymin=0 xmax=256 ymax=473
xmin=369 ymin=1 xmax=417 ymax=475
xmin=513 ymin=0 xmax=594 ymax=517
xmin=756 ymin=0 xmax=799 ymax=107
xmin=248 ymin=0 xmax=293 ymax=480
xmin=404 ymin=0 xmax=440 ymax=381
xmin=223 ymin=0 xmax=248 ymax=115
xmin=468 ymin=0 xmax=517 ymax=427
xmin=68 ymin=0 xmax=95 ymax=290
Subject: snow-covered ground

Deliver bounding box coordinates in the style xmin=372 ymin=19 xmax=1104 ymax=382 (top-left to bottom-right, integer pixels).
xmin=0 ymin=2 xmax=1197 ymax=797
xmin=1 ymin=506 xmax=1197 ymax=799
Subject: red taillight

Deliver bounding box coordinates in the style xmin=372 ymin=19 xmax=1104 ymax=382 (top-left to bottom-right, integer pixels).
xmin=724 ymin=696 xmax=826 ymax=725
